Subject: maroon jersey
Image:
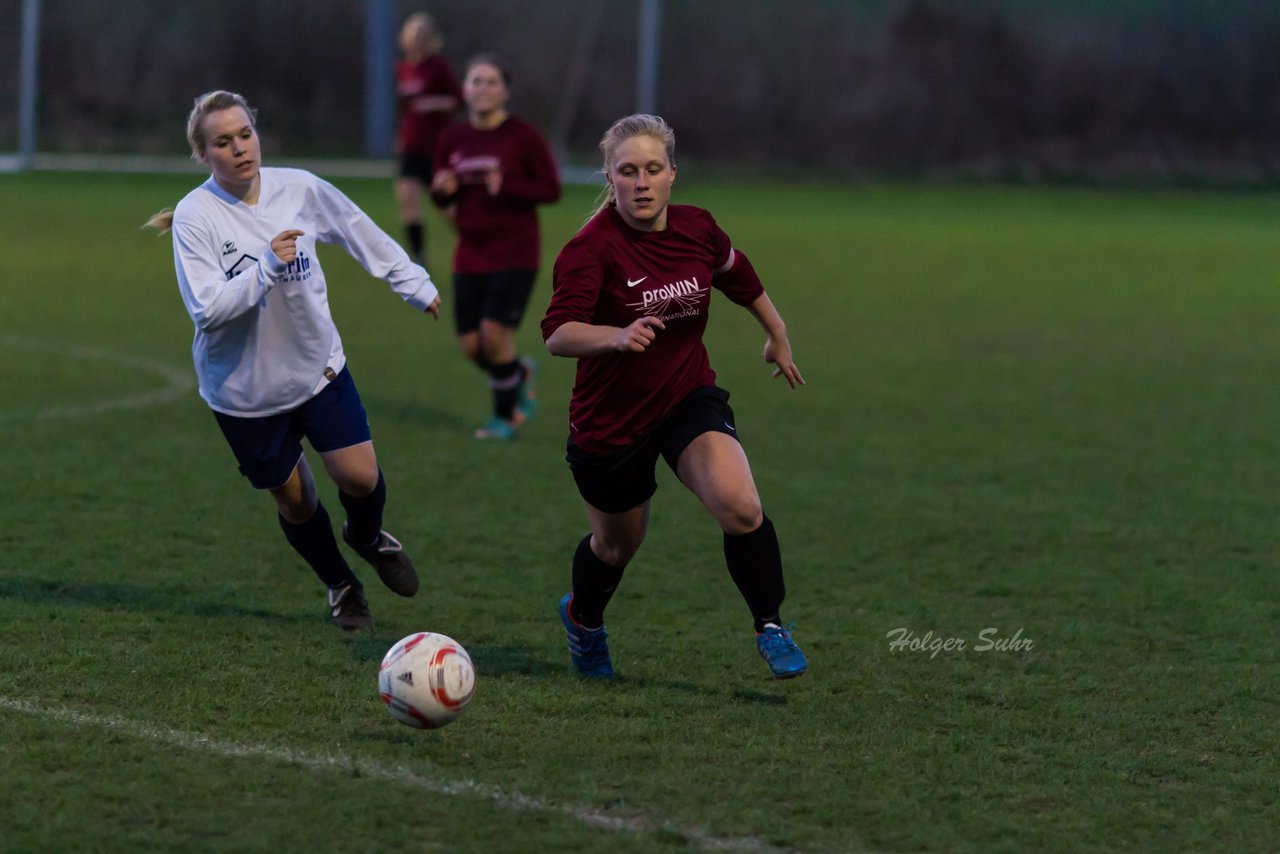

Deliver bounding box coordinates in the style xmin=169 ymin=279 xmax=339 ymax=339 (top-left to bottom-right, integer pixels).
xmin=432 ymin=116 xmax=561 ymax=273
xmin=395 ymin=56 xmax=461 ymax=156
xmin=542 ymin=204 xmax=764 ymax=453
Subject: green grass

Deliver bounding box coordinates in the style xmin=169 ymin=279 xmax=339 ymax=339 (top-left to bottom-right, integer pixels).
xmin=1 ymin=171 xmax=1277 ymax=851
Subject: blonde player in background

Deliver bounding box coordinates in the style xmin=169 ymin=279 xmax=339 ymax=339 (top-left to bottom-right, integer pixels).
xmin=394 ymin=11 xmax=461 ymax=267
xmin=147 ymin=90 xmax=441 ymax=631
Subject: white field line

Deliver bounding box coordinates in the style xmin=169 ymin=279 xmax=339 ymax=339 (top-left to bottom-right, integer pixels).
xmin=0 ymin=696 xmax=778 ymax=852
xmin=0 ymin=335 xmax=193 ymax=422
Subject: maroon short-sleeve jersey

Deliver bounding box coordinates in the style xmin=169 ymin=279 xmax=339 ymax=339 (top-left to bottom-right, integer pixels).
xmin=542 ymin=204 xmax=764 ymax=453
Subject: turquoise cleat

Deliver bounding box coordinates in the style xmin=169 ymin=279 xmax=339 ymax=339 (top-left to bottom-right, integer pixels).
xmin=757 ymin=623 xmax=808 ymax=679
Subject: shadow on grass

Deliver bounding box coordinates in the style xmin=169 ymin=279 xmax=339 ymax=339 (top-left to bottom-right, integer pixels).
xmin=729 ymin=689 xmax=789 ymax=705
xmin=566 ymin=673 xmax=793 ymax=704
xmin=340 ymin=631 xmax=561 ymax=678
xmin=0 ymin=575 xmax=313 ymax=624
xmin=460 ymin=642 xmax=563 ymax=678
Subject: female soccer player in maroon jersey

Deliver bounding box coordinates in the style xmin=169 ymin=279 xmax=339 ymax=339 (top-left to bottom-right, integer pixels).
xmin=431 ymin=54 xmax=561 ymax=440
xmin=541 ymin=114 xmax=809 ymax=680
xmin=393 ymin=12 xmax=461 ymax=267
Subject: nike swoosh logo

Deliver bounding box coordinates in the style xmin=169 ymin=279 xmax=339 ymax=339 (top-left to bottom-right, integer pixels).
xmin=626 ymin=277 xmax=648 ymax=288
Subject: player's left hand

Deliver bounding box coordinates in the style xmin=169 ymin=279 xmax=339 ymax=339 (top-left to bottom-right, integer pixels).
xmin=763 ymin=336 xmax=805 ymax=389
xmin=484 ymin=168 xmax=503 ymax=196
xmin=425 ymin=296 xmax=441 ymax=319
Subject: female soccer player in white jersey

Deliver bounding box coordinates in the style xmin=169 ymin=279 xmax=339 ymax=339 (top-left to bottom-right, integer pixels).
xmin=541 ymin=114 xmax=809 ymax=679
xmin=147 ymin=90 xmax=442 ymax=631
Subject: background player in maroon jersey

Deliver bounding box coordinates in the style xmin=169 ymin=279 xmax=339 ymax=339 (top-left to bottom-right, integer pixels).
xmin=394 ymin=12 xmax=461 ymax=267
xmin=541 ymin=113 xmax=809 ymax=680
xmin=431 ymin=54 xmax=561 ymax=440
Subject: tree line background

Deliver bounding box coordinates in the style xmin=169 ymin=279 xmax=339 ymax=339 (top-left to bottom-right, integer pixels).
xmin=4 ymin=0 xmax=1280 ymax=182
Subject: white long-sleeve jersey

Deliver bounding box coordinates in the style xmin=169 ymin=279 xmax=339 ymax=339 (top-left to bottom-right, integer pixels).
xmin=172 ymin=167 xmax=439 ymax=416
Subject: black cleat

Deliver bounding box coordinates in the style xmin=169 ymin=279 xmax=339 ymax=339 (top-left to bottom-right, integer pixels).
xmin=328 ymin=584 xmax=373 ymax=631
xmin=342 ymin=523 xmax=420 ymax=597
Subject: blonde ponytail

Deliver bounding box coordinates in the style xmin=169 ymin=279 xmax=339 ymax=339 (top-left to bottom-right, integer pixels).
xmin=144 ymin=209 xmax=175 ymax=233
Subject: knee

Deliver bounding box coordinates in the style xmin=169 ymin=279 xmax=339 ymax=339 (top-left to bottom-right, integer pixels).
xmin=458 ymin=337 xmax=482 ymax=363
xmin=478 ymin=335 xmax=505 ymax=365
xmin=718 ymin=496 xmax=763 ymax=536
xmin=592 ymin=535 xmax=641 ymax=568
xmin=275 ymin=493 xmax=318 ymax=526
xmin=336 ymin=466 xmax=379 ymax=497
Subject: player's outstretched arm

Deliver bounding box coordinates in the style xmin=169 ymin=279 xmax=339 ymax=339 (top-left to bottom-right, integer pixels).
xmin=746 ymin=293 xmax=805 ymax=389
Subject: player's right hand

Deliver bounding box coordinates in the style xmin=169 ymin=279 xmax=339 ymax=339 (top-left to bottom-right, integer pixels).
xmin=617 ymin=316 xmax=665 ymax=352
xmin=431 ymin=169 xmax=458 ymax=196
xmin=271 ymin=229 xmax=304 ymax=264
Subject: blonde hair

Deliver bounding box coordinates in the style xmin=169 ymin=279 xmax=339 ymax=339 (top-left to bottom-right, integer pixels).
xmin=145 ymin=90 xmax=257 ymax=233
xmin=401 ymin=12 xmax=444 ymax=58
xmin=592 ymin=114 xmax=676 ymax=218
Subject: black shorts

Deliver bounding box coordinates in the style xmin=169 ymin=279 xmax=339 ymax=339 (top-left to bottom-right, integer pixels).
xmin=399 ymin=153 xmax=434 ymax=183
xmin=453 ymin=269 xmax=537 ymax=334
xmin=567 ymin=385 xmax=740 ymax=514
xmin=212 ymin=367 xmax=372 ymax=490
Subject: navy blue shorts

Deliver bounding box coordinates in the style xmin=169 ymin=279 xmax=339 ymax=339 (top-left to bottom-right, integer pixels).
xmin=566 ymin=385 xmax=740 ymax=514
xmin=212 ymin=367 xmax=372 ymax=490
xmin=453 ymin=269 xmax=537 ymax=334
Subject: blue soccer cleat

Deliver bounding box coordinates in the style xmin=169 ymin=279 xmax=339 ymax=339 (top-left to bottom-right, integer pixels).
xmin=559 ymin=593 xmax=613 ymax=678
xmin=757 ymin=623 xmax=808 ymax=679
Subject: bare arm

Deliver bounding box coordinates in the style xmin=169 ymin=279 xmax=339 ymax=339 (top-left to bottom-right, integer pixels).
xmin=744 ymin=292 xmax=805 ymax=388
xmin=545 ymin=317 xmax=667 ymax=358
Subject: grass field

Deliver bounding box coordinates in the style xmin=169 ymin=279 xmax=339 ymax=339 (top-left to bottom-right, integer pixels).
xmin=1 ymin=170 xmax=1277 ymax=851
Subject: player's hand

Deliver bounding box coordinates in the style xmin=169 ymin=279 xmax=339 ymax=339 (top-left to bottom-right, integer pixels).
xmin=271 ymin=229 xmax=304 ymax=264
xmin=616 ymin=316 xmax=665 ymax=352
xmin=431 ymin=169 xmax=458 ymax=196
xmin=484 ymin=168 xmax=503 ymax=196
xmin=763 ymin=335 xmax=805 ymax=388
xmin=425 ymin=295 xmax=441 ymax=319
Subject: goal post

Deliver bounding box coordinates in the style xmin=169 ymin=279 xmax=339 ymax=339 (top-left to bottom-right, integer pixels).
xmin=0 ymin=0 xmax=40 ymax=172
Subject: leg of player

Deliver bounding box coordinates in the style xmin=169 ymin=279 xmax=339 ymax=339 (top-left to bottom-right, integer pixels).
xmin=475 ymin=319 xmax=523 ymax=440
xmin=457 ymin=329 xmax=486 ymax=368
xmin=270 ymin=456 xmax=371 ymax=630
xmin=559 ymin=501 xmax=649 ymax=678
xmin=395 ymin=176 xmax=426 ymax=264
xmin=676 ymin=432 xmax=809 ymax=678
xmin=323 ymin=441 xmax=420 ymax=598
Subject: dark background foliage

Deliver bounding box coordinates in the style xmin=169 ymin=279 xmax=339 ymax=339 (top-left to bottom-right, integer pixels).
xmin=5 ymin=0 xmax=1280 ymax=181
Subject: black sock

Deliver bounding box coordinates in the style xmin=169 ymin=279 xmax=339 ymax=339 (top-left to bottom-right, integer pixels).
xmin=570 ymin=534 xmax=626 ymax=628
xmin=406 ymin=223 xmax=424 ymax=259
xmin=339 ymin=469 xmax=386 ymax=548
xmin=723 ymin=515 xmax=786 ymax=633
xmin=488 ymin=359 xmax=522 ymax=420
xmin=278 ymin=502 xmax=358 ymax=589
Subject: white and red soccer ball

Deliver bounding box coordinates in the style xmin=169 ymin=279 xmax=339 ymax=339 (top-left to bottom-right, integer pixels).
xmin=378 ymin=632 xmax=476 ymax=729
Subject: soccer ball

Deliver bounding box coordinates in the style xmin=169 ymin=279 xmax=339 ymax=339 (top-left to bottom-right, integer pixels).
xmin=378 ymin=632 xmax=476 ymax=729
